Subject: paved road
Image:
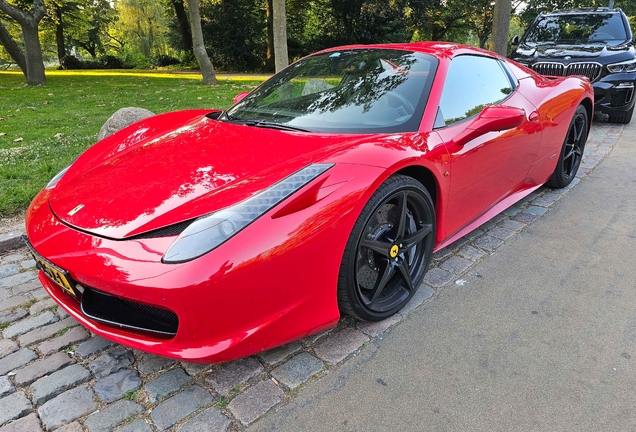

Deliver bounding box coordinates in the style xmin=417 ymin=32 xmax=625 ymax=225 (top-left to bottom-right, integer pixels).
xmin=252 ymin=120 xmax=636 ymax=432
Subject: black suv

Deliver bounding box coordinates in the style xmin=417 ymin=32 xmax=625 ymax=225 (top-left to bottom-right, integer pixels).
xmin=510 ymin=8 xmax=636 ymax=123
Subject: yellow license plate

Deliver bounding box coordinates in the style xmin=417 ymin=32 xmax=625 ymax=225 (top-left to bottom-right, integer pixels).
xmin=23 ymin=237 xmax=77 ymax=297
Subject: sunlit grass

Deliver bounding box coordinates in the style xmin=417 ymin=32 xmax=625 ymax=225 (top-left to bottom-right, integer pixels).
xmin=0 ymin=71 xmax=267 ymax=217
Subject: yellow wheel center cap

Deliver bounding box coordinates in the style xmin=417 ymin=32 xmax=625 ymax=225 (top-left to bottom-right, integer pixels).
xmin=390 ymin=245 xmax=399 ymax=258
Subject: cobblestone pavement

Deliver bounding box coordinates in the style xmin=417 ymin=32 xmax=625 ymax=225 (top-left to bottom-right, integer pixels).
xmin=0 ymin=122 xmax=623 ymax=432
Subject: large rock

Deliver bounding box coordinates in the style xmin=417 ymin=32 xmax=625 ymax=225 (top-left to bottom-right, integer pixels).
xmin=97 ymin=107 xmax=155 ymax=141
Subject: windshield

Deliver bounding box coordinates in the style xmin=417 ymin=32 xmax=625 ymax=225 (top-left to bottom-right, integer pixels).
xmin=226 ymin=49 xmax=438 ymax=133
xmin=524 ymin=13 xmax=628 ymax=45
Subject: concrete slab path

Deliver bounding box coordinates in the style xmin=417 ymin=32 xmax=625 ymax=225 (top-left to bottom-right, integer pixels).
xmin=251 ymin=120 xmax=636 ymax=431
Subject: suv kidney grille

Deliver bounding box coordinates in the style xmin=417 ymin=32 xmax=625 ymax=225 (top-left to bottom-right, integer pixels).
xmin=533 ymin=62 xmax=602 ymax=82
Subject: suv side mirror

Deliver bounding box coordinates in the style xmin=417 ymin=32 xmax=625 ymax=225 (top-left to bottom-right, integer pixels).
xmin=511 ymin=35 xmax=519 ymax=46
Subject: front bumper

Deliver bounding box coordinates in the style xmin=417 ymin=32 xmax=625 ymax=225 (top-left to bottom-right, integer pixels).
xmin=24 ymin=164 xmax=384 ymax=362
xmin=593 ymin=72 xmax=636 ymax=115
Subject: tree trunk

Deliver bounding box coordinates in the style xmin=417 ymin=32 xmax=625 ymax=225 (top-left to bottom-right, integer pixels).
xmin=55 ymin=6 xmax=66 ymax=62
xmin=0 ymin=0 xmax=47 ymax=85
xmin=22 ymin=20 xmax=46 ymax=85
xmin=186 ymin=0 xmax=217 ymax=85
xmin=489 ymin=0 xmax=511 ymax=56
xmin=272 ymin=0 xmax=288 ymax=72
xmin=265 ymin=0 xmax=274 ymax=72
xmin=0 ymin=21 xmax=27 ymax=75
xmin=171 ymin=0 xmax=192 ymax=52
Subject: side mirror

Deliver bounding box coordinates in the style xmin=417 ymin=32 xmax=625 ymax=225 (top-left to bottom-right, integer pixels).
xmin=233 ymin=91 xmax=250 ymax=105
xmin=511 ymin=35 xmax=519 ymax=46
xmin=452 ymin=105 xmax=525 ymax=147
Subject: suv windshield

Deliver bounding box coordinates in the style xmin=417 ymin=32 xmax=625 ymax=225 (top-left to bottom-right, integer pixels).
xmin=525 ymin=13 xmax=628 ymax=45
xmin=226 ymin=49 xmax=437 ymax=133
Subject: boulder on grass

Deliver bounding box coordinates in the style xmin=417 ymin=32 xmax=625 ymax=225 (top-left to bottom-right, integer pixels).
xmin=98 ymin=107 xmax=155 ymax=141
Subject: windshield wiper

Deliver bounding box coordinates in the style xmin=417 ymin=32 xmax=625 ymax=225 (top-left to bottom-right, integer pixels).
xmin=233 ymin=120 xmax=310 ymax=132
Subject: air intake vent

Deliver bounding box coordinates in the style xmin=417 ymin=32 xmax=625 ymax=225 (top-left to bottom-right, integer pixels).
xmin=129 ymin=219 xmax=194 ymax=239
xmin=81 ymin=288 xmax=178 ymax=337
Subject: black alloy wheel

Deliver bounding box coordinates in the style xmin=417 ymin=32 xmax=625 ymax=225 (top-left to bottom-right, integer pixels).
xmin=338 ymin=175 xmax=435 ymax=321
xmin=547 ymin=105 xmax=588 ymax=188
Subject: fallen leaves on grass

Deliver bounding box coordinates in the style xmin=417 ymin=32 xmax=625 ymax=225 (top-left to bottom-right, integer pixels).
xmin=0 ymin=132 xmax=6 ymax=136
xmin=14 ymin=137 xmax=23 ymax=142
xmin=54 ymin=133 xmax=63 ymax=139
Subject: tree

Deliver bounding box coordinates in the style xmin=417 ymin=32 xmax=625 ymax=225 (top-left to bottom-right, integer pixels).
xmin=0 ymin=18 xmax=25 ymax=70
xmin=407 ymin=0 xmax=472 ymax=41
xmin=490 ymin=0 xmax=511 ymax=55
xmin=0 ymin=0 xmax=46 ymax=84
xmin=186 ymin=0 xmax=216 ymax=84
xmin=67 ymin=0 xmax=117 ymax=58
xmin=272 ymin=0 xmax=288 ymax=72
xmin=265 ymin=0 xmax=274 ymax=70
xmin=467 ymin=0 xmax=494 ymax=48
xmin=169 ymin=0 xmax=192 ymax=52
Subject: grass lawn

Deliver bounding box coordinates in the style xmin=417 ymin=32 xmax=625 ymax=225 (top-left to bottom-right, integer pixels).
xmin=0 ymin=70 xmax=266 ymax=218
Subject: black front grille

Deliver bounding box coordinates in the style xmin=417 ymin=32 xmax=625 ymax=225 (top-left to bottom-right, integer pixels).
xmin=81 ymin=288 xmax=178 ymax=337
xmin=533 ymin=62 xmax=565 ymax=76
xmin=533 ymin=62 xmax=602 ymax=82
xmin=567 ymin=62 xmax=602 ymax=82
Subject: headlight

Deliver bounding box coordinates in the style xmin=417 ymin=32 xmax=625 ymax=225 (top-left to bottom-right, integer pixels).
xmin=162 ymin=163 xmax=333 ymax=263
xmin=607 ymin=59 xmax=636 ymax=74
xmin=44 ymin=164 xmax=71 ymax=189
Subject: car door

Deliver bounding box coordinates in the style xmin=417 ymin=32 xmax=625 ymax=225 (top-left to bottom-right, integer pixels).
xmin=435 ymin=55 xmax=543 ymax=240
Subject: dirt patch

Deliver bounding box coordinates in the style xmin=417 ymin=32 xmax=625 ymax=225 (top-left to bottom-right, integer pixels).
xmin=0 ymin=213 xmax=26 ymax=235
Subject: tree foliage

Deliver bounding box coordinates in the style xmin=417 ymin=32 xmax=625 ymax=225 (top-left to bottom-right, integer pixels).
xmin=2 ymin=0 xmax=636 ymax=81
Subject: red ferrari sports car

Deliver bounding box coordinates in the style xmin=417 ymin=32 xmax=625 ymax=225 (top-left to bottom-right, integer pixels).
xmin=25 ymin=42 xmax=593 ymax=363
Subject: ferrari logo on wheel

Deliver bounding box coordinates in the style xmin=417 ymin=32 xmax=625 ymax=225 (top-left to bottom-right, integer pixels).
xmin=390 ymin=245 xmax=399 ymax=258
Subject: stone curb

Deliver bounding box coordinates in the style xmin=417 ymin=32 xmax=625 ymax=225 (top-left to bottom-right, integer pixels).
xmin=0 ymin=231 xmax=25 ymax=255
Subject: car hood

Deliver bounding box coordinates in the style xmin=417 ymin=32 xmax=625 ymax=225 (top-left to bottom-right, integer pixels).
xmin=511 ymin=42 xmax=634 ymax=64
xmin=49 ymin=112 xmax=372 ymax=239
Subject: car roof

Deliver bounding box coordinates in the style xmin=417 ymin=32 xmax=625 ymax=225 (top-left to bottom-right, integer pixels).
xmin=541 ymin=7 xmax=623 ymax=16
xmin=313 ymin=42 xmax=502 ymax=62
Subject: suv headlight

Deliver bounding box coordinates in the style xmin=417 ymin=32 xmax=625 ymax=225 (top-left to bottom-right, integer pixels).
xmin=163 ymin=163 xmax=333 ymax=263
xmin=607 ymin=59 xmax=636 ymax=74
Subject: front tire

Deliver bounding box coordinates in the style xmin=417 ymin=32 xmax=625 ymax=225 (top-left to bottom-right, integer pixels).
xmin=547 ymin=104 xmax=588 ymax=188
xmin=338 ymin=175 xmax=436 ymax=321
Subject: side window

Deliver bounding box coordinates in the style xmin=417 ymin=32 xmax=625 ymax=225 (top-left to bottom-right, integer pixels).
xmin=437 ymin=55 xmax=514 ymax=127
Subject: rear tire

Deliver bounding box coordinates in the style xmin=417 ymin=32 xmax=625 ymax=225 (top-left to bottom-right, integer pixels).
xmin=547 ymin=105 xmax=588 ymax=188
xmin=338 ymin=175 xmax=436 ymax=321
xmin=608 ymin=106 xmax=634 ymax=124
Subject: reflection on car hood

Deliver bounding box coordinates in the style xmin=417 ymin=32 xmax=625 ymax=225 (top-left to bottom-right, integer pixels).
xmin=49 ymin=113 xmax=370 ymax=239
xmin=512 ymin=42 xmax=634 ymax=64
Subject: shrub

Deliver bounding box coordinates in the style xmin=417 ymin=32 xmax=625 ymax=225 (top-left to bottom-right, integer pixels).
xmin=152 ymin=55 xmax=181 ymax=67
xmin=60 ymin=55 xmax=84 ymax=70
xmin=100 ymin=55 xmax=124 ymax=69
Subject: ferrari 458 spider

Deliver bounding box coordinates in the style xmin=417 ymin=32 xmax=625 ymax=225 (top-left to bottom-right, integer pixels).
xmin=25 ymin=42 xmax=593 ymax=362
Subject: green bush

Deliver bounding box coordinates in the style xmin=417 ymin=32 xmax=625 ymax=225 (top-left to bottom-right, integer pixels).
xmin=152 ymin=55 xmax=181 ymax=67
xmin=59 ymin=55 xmax=126 ymax=70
